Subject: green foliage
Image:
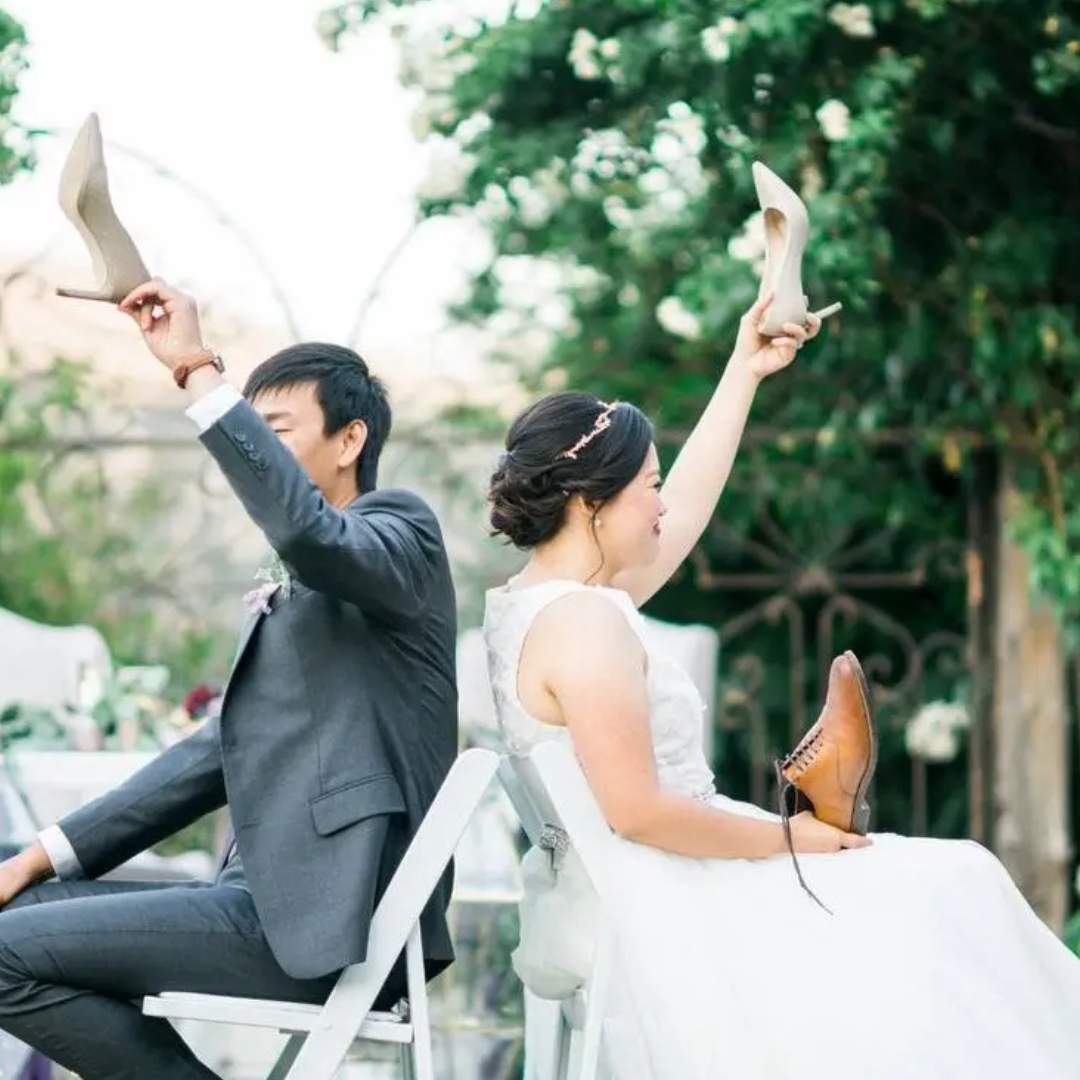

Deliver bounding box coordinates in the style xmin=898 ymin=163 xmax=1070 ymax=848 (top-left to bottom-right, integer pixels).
xmin=333 ymin=0 xmax=1080 ymax=636
xmin=0 ymin=356 xmax=227 ymax=690
xmin=0 ymin=666 xmax=174 ymax=752
xmin=1064 ymin=905 xmax=1080 ymax=959
xmin=0 ymin=10 xmax=32 ymax=182
xmin=0 ymin=10 xmax=228 ymax=694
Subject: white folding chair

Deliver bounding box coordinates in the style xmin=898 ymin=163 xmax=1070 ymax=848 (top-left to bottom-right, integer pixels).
xmin=499 ymin=741 xmax=619 ymax=1080
xmin=143 ymin=747 xmax=499 ymax=1080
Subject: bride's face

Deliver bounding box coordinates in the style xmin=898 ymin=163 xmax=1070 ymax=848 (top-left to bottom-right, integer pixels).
xmin=594 ymin=444 xmax=666 ymax=571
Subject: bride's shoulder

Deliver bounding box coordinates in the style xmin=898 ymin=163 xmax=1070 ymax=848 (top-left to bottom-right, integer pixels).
xmin=526 ymin=585 xmax=640 ymax=647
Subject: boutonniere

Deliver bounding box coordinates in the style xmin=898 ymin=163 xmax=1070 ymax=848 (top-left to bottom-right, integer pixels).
xmin=242 ymin=553 xmax=292 ymax=615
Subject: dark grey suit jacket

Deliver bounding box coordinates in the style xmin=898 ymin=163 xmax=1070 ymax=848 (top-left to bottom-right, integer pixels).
xmin=56 ymin=398 xmax=459 ymax=981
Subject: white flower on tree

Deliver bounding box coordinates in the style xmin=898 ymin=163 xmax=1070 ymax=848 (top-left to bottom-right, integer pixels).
xmin=314 ymin=9 xmax=345 ymax=49
xmin=655 ymin=103 xmax=708 ymax=158
xmin=400 ymin=30 xmax=476 ymax=96
xmin=456 ymin=112 xmax=493 ymax=145
xmin=816 ymin=98 xmax=852 ymax=141
xmin=598 ymin=37 xmax=621 ymax=60
xmin=656 ymin=296 xmax=702 ymax=340
xmin=904 ymin=700 xmax=972 ymax=764
xmin=416 ymin=138 xmax=473 ymax=201
xmin=701 ymin=16 xmax=740 ymax=62
xmin=476 ymin=183 xmax=513 ymax=225
xmin=569 ymin=28 xmax=622 ymax=81
xmin=569 ymin=28 xmax=602 ymax=79
xmin=571 ymin=127 xmax=637 ymax=194
xmin=602 ymin=195 xmax=634 ymax=230
xmin=727 ymin=211 xmax=767 ymax=270
xmin=508 ymin=171 xmax=561 ymax=228
xmin=828 ymin=3 xmax=876 ymax=38
xmin=409 ymin=104 xmax=434 ymax=143
xmin=651 ymin=104 xmax=708 ymax=201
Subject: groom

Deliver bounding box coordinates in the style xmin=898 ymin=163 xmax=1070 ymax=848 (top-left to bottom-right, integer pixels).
xmin=0 ymin=281 xmax=459 ymax=1080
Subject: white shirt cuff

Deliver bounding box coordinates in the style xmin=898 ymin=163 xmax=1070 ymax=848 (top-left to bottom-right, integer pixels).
xmin=185 ymin=383 xmax=243 ymax=434
xmin=37 ymin=824 xmax=83 ymax=880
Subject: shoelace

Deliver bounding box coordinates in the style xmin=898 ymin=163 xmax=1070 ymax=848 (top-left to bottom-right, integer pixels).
xmin=775 ymin=749 xmax=833 ymax=916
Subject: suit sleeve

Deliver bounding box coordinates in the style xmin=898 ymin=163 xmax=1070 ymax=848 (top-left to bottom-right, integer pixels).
xmin=52 ymin=716 xmax=228 ymax=880
xmin=199 ymin=398 xmax=442 ymax=623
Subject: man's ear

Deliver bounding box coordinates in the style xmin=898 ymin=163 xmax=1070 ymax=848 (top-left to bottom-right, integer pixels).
xmin=338 ymin=419 xmax=368 ymax=469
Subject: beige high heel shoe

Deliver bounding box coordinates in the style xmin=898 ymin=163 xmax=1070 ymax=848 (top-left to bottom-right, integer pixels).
xmin=751 ymin=161 xmax=841 ymax=336
xmin=56 ymin=113 xmax=150 ymax=303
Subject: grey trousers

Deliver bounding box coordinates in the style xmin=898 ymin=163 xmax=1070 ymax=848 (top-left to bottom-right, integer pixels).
xmin=0 ymin=875 xmax=337 ymax=1080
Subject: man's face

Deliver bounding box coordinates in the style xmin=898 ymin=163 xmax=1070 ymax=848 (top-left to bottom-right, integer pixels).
xmin=252 ymin=382 xmax=366 ymax=504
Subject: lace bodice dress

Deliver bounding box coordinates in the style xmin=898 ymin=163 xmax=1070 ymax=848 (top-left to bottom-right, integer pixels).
xmin=485 ymin=578 xmax=716 ymax=797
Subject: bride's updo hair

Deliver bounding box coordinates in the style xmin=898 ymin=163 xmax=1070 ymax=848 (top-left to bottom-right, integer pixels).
xmin=489 ymin=392 xmax=653 ymax=550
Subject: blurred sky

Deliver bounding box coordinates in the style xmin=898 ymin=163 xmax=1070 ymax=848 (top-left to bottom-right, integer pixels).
xmin=0 ymin=0 xmax=487 ymax=371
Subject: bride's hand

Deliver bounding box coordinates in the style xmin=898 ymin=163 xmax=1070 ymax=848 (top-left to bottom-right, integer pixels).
xmin=789 ymin=811 xmax=872 ymax=854
xmin=732 ymin=293 xmax=820 ymax=381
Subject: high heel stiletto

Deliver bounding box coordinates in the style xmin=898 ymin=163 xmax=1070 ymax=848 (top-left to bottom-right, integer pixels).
xmin=56 ymin=113 xmax=150 ymax=303
xmin=751 ymin=161 xmax=841 ymax=336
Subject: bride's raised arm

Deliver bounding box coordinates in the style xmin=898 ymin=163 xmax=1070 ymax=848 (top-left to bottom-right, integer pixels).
xmin=612 ymin=295 xmax=820 ymax=607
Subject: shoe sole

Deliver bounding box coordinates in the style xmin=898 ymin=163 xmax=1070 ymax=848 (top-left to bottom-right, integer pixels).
xmin=843 ymin=649 xmax=877 ymax=835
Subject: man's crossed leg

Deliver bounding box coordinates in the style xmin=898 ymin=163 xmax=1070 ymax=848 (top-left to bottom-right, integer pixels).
xmin=0 ymin=879 xmax=336 ymax=1080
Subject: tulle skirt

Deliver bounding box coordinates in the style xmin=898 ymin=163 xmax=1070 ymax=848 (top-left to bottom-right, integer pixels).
xmin=568 ymin=794 xmax=1080 ymax=1080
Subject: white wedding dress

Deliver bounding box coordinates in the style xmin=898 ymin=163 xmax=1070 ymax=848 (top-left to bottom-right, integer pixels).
xmin=484 ymin=579 xmax=1080 ymax=1080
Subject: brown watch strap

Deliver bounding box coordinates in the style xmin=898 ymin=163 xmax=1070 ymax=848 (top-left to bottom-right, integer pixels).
xmin=173 ymin=348 xmax=220 ymax=390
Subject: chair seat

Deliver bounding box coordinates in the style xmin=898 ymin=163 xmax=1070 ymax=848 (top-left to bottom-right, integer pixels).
xmin=143 ymin=992 xmax=413 ymax=1043
xmin=135 ymin=749 xmax=499 ymax=1080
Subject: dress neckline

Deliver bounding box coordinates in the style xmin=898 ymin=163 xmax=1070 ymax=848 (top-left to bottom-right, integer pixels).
xmin=491 ymin=575 xmax=622 ymax=598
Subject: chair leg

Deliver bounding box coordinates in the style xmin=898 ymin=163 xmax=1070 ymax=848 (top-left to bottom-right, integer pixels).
xmin=523 ymin=989 xmax=567 ymax=1080
xmin=267 ymin=1033 xmax=306 ymax=1080
xmin=575 ymin=929 xmax=612 ymax=1080
xmin=400 ymin=1042 xmax=416 ymax=1080
xmin=404 ymin=924 xmax=434 ymax=1080
xmin=555 ymin=1004 xmax=573 ymax=1080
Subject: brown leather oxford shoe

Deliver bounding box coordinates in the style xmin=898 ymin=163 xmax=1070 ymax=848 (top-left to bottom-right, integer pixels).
xmin=780 ymin=651 xmax=877 ymax=835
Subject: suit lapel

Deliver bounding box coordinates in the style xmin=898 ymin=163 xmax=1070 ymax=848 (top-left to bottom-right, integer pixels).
xmin=230 ymin=609 xmax=264 ymax=673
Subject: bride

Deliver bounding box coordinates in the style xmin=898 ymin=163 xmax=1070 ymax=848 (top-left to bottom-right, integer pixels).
xmin=482 ymin=296 xmax=1080 ymax=1080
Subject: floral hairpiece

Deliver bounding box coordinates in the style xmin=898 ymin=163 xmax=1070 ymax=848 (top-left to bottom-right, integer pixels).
xmin=558 ymin=401 xmax=617 ymax=461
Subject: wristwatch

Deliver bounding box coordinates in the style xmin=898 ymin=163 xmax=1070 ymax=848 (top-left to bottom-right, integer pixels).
xmin=173 ymin=347 xmax=225 ymax=389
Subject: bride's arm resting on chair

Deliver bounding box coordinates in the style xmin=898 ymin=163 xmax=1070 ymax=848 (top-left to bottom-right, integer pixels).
xmin=520 ymin=593 xmax=868 ymax=857
xmin=612 ymin=296 xmax=820 ymax=607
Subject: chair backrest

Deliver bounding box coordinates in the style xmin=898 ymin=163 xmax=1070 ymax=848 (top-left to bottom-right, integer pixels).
xmin=637 ymin=615 xmax=719 ymax=761
xmin=281 ymin=747 xmax=501 ymax=1077
xmin=333 ymin=747 xmax=500 ymax=992
xmin=499 ymin=741 xmax=617 ymax=901
xmin=0 ymin=606 xmax=112 ymax=712
xmin=456 ymin=627 xmax=499 ymax=748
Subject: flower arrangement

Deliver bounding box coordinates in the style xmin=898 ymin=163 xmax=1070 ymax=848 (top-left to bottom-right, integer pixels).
xmin=904 ymin=700 xmax=972 ymax=764
xmin=0 ymin=667 xmax=221 ymax=753
xmin=242 ymin=553 xmax=292 ymax=616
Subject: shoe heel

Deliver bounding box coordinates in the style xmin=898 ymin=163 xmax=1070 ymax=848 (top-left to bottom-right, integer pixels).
xmin=56 ymin=286 xmax=109 ymax=301
xmin=851 ymin=800 xmax=871 ymax=836
xmin=812 ymin=301 xmax=842 ymax=321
